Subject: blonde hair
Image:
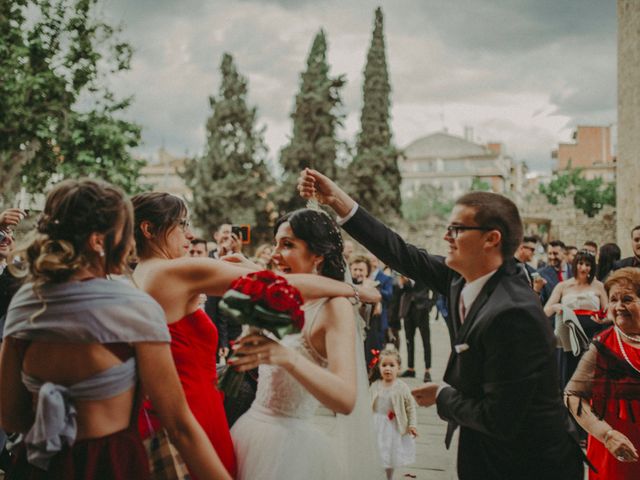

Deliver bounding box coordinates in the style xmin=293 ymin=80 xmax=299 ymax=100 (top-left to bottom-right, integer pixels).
xmin=379 ymin=348 xmax=402 ymax=366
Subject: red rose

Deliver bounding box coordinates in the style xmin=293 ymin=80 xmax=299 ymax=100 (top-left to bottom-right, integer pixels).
xmin=387 ymin=411 xmax=396 ymax=421
xmin=264 ymin=283 xmax=303 ymax=313
xmin=251 ymin=270 xmax=283 ymax=284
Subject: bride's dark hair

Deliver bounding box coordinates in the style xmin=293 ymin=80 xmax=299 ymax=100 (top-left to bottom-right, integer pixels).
xmin=274 ymin=209 xmax=345 ymax=281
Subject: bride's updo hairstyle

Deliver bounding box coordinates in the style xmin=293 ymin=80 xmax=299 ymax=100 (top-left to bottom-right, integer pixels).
xmin=13 ymin=179 xmax=133 ymax=285
xmin=274 ymin=209 xmax=345 ymax=281
xmin=131 ymin=192 xmax=188 ymax=259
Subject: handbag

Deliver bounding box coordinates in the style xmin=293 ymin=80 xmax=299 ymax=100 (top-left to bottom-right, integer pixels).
xmin=142 ymin=408 xmax=191 ymax=480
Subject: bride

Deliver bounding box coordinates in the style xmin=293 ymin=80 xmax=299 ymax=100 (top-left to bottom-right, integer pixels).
xmin=230 ymin=208 xmax=384 ymax=479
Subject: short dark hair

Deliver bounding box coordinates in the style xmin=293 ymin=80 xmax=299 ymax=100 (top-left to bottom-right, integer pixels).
xmin=523 ymin=235 xmax=537 ymax=244
xmin=583 ymin=241 xmax=598 ymax=251
xmin=455 ymin=192 xmax=523 ymax=259
xmin=191 ymin=238 xmax=208 ymax=249
xmin=548 ymin=240 xmax=566 ymax=249
xmin=572 ymin=250 xmax=597 ymax=284
xmin=631 ymin=225 xmax=640 ymax=237
xmin=350 ymin=255 xmax=372 ymax=276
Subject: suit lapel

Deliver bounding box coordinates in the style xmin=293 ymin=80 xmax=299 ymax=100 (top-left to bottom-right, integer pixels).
xmin=449 ymin=276 xmax=465 ymax=337
xmin=455 ymin=265 xmax=506 ymax=341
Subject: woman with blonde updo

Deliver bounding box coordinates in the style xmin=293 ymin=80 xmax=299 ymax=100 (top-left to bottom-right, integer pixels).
xmin=0 ymin=179 xmax=231 ymax=479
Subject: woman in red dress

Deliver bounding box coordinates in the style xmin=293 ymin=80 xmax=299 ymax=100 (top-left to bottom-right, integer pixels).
xmin=565 ymin=267 xmax=640 ymax=479
xmin=131 ymin=193 xmax=380 ymax=479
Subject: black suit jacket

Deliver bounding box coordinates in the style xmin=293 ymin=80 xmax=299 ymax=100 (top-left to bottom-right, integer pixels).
xmin=343 ymin=207 xmax=582 ymax=480
xmin=613 ymin=256 xmax=640 ymax=270
xmin=537 ymin=264 xmax=572 ymax=306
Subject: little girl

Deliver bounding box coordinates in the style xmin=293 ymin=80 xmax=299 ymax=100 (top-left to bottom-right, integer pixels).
xmin=370 ymin=348 xmax=418 ymax=480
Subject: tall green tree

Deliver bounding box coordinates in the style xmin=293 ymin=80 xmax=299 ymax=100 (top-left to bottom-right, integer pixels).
xmin=277 ymin=30 xmax=345 ymax=214
xmin=346 ymin=7 xmax=401 ymax=221
xmin=0 ymin=0 xmax=144 ymax=203
xmin=182 ymin=53 xmax=274 ymax=242
xmin=539 ymin=167 xmax=615 ymax=217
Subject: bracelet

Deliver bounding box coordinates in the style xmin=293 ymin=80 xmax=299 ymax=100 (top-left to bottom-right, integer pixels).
xmin=604 ymin=429 xmax=615 ymax=443
xmin=348 ymin=284 xmax=360 ymax=305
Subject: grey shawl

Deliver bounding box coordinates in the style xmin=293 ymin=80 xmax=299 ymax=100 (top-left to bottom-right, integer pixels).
xmin=3 ymin=278 xmax=170 ymax=470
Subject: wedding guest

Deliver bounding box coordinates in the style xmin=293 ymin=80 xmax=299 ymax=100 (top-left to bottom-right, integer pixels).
xmin=565 ymin=267 xmax=640 ymax=479
xmin=566 ymin=245 xmax=579 ymax=265
xmin=544 ymin=249 xmax=608 ymax=388
xmin=370 ymin=348 xmax=418 ymax=480
xmin=539 ymin=240 xmax=572 ymax=305
xmin=252 ymin=243 xmax=274 ymax=270
xmin=0 ymin=180 xmax=231 ymax=480
xmin=189 ymin=238 xmax=208 ymax=257
xmin=583 ymin=241 xmax=598 ymax=257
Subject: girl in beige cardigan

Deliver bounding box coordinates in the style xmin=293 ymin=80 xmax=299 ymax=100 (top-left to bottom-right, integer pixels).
xmin=370 ymin=349 xmax=418 ymax=479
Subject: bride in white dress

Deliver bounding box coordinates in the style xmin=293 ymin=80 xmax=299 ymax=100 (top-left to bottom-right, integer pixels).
xmin=230 ymin=209 xmax=385 ymax=479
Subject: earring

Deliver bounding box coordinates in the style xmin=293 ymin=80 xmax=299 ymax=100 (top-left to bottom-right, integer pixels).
xmin=312 ymin=263 xmax=319 ymax=275
xmin=99 ymin=251 xmax=105 ymax=257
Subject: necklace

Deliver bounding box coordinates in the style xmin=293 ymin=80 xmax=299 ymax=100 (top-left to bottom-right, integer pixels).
xmin=615 ymin=326 xmax=640 ymax=343
xmin=615 ymin=328 xmax=640 ymax=375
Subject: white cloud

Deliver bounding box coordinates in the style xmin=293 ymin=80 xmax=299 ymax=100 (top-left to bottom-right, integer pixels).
xmin=100 ymin=0 xmax=616 ymax=172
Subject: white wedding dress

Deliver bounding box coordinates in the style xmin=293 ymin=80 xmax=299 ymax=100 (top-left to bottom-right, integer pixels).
xmin=231 ymin=297 xmax=384 ymax=479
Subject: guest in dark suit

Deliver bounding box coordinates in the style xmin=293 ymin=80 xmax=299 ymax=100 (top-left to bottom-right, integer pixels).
xmin=298 ymin=169 xmax=584 ymax=480
xmin=398 ymin=277 xmax=435 ymax=382
xmin=613 ymin=224 xmax=640 ymax=271
xmin=538 ymin=240 xmax=573 ymax=306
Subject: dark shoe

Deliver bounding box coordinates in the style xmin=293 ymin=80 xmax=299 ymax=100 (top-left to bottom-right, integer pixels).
xmin=423 ymin=371 xmax=432 ymax=382
xmin=400 ymin=369 xmax=416 ymax=378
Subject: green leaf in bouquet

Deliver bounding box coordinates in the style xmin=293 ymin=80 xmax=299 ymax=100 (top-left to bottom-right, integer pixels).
xmin=253 ymin=305 xmax=295 ymax=327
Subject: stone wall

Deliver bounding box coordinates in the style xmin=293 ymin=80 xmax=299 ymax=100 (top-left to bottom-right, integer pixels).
xmin=617 ymin=0 xmax=640 ymax=255
xmin=521 ymin=193 xmax=617 ymax=248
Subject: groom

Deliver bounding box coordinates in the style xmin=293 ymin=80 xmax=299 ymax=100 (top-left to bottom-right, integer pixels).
xmin=298 ymin=169 xmax=583 ymax=480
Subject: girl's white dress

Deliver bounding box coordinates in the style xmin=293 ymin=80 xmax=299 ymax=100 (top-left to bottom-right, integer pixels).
xmin=231 ymin=299 xmax=339 ymax=479
xmin=372 ymin=384 xmax=416 ymax=468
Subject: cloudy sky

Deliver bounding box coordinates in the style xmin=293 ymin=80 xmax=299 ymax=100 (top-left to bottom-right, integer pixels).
xmin=100 ymin=0 xmax=617 ymax=173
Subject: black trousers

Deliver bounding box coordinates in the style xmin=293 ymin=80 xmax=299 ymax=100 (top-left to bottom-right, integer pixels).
xmin=404 ymin=306 xmax=431 ymax=370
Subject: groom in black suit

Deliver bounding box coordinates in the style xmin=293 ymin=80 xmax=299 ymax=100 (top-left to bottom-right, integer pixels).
xmin=298 ymin=169 xmax=583 ymax=480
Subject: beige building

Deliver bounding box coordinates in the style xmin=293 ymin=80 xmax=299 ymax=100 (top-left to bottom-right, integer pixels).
xmin=552 ymin=125 xmax=615 ymax=181
xmin=399 ymin=131 xmax=520 ymax=200
xmin=139 ymin=148 xmax=191 ymax=200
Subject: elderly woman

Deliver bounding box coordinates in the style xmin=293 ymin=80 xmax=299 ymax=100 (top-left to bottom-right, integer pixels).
xmin=565 ymin=267 xmax=640 ymax=479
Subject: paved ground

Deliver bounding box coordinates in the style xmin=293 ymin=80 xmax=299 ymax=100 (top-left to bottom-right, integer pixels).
xmin=315 ymin=315 xmax=459 ymax=479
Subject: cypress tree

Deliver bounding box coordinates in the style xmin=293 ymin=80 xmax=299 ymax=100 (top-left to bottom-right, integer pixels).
xmin=277 ymin=30 xmax=345 ymax=214
xmin=182 ymin=53 xmax=275 ymax=242
xmin=347 ymin=7 xmax=402 ymax=221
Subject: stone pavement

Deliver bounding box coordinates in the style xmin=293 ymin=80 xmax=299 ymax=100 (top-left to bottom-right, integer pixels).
xmin=314 ymin=315 xmax=459 ymax=479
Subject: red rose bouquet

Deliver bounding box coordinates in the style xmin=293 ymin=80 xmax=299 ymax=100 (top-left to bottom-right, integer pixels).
xmin=217 ymin=270 xmax=305 ymax=397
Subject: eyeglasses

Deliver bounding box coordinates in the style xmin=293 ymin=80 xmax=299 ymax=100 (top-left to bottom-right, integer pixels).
xmin=445 ymin=225 xmax=493 ymax=239
xmin=178 ymin=219 xmax=191 ymax=232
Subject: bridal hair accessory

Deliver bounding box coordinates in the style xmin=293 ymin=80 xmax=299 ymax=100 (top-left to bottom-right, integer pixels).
xmin=218 ymin=270 xmax=305 ymax=397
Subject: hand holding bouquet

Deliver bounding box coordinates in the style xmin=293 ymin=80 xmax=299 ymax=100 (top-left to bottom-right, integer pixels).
xmin=218 ymin=270 xmax=305 ymax=397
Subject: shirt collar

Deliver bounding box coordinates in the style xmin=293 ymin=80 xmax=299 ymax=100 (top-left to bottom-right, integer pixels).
xmin=460 ymin=269 xmax=498 ymax=311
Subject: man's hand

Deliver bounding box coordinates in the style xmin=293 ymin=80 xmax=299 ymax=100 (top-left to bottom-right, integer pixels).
xmin=297 ymin=168 xmax=355 ymax=217
xmin=0 ymin=208 xmax=26 ymax=228
xmin=219 ymin=234 xmax=242 ymax=256
xmin=532 ymin=275 xmax=546 ymax=293
xmin=412 ymin=382 xmax=440 ymax=407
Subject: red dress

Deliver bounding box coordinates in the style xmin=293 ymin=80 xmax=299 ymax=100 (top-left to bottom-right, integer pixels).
xmin=587 ymin=329 xmax=640 ymax=479
xmin=139 ymin=309 xmax=237 ymax=478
